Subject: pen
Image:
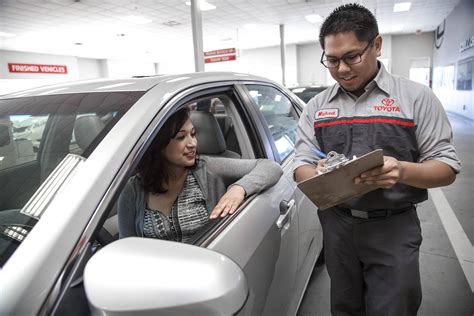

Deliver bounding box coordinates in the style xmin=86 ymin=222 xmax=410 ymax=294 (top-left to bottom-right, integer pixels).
xmin=312 ymin=148 xmax=327 ymax=159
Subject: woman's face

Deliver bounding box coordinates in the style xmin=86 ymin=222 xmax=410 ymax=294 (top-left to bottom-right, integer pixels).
xmin=163 ymin=118 xmax=197 ymax=168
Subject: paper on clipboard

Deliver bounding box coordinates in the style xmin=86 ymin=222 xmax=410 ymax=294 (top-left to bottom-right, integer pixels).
xmin=297 ymin=149 xmax=384 ymax=210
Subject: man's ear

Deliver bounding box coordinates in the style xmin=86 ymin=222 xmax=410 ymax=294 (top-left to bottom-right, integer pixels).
xmin=374 ymin=35 xmax=382 ymax=57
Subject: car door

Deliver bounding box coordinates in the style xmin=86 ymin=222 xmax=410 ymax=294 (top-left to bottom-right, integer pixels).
xmin=173 ymin=85 xmax=299 ymax=315
xmin=238 ymin=83 xmax=323 ymax=315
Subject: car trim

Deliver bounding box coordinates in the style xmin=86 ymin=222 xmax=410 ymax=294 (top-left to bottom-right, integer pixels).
xmin=188 ymin=197 xmax=254 ymax=247
xmin=22 ymin=154 xmax=85 ymax=219
xmin=234 ymin=83 xmax=278 ymax=162
xmin=236 ymin=82 xmax=304 ymax=164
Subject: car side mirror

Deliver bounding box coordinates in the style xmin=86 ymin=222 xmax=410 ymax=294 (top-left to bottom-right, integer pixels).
xmin=0 ymin=125 xmax=11 ymax=147
xmin=84 ymin=237 xmax=248 ymax=315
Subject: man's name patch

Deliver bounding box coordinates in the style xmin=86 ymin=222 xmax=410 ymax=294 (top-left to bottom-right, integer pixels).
xmin=315 ymin=109 xmax=339 ymax=119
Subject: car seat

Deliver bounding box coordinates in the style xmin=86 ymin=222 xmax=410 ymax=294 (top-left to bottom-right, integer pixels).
xmin=74 ymin=114 xmax=106 ymax=152
xmin=214 ymin=114 xmax=241 ymax=155
xmin=190 ymin=111 xmax=240 ymax=158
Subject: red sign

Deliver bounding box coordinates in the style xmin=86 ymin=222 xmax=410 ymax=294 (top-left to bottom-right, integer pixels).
xmin=204 ymin=47 xmax=237 ymax=64
xmin=8 ymin=63 xmax=68 ymax=74
xmin=204 ymin=48 xmax=236 ymax=57
xmin=205 ymin=55 xmax=237 ymax=64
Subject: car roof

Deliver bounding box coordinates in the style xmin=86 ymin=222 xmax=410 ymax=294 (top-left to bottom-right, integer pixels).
xmin=0 ymin=72 xmax=277 ymax=99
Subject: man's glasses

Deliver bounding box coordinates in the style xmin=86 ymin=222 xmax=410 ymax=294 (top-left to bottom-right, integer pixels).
xmin=320 ymin=38 xmax=375 ymax=68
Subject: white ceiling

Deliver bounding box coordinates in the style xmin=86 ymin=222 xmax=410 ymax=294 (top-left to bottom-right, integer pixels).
xmin=0 ymin=0 xmax=462 ymax=62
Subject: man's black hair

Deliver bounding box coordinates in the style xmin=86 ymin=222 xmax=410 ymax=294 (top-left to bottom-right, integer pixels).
xmin=319 ymin=3 xmax=379 ymax=49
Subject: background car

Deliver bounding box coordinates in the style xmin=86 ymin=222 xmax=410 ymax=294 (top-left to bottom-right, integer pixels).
xmin=290 ymin=86 xmax=328 ymax=104
xmin=0 ymin=73 xmax=322 ymax=315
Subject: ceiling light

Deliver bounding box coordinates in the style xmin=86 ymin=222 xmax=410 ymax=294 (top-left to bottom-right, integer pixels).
xmin=185 ymin=0 xmax=216 ymax=11
xmin=305 ymin=14 xmax=323 ymax=23
xmin=0 ymin=31 xmax=16 ymax=37
xmin=121 ymin=15 xmax=152 ymax=24
xmin=163 ymin=21 xmax=181 ymax=27
xmin=393 ymin=2 xmax=411 ymax=12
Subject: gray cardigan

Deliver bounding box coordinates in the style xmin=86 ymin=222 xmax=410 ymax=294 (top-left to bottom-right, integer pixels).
xmin=118 ymin=156 xmax=282 ymax=238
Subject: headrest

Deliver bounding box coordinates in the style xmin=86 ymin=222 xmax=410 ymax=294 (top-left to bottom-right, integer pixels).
xmin=196 ymin=99 xmax=212 ymax=111
xmin=74 ymin=115 xmax=105 ymax=150
xmin=190 ymin=111 xmax=226 ymax=155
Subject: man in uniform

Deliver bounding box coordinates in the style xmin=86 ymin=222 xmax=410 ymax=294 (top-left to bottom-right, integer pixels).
xmin=293 ymin=3 xmax=461 ymax=315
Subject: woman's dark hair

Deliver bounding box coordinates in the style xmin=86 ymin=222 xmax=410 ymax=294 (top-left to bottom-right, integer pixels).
xmin=319 ymin=3 xmax=379 ymax=49
xmin=137 ymin=107 xmax=196 ymax=194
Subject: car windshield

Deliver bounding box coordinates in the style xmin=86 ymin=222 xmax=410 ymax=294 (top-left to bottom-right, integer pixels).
xmin=0 ymin=91 xmax=144 ymax=266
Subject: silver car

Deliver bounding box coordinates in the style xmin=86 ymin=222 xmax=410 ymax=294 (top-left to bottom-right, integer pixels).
xmin=0 ymin=73 xmax=322 ymax=315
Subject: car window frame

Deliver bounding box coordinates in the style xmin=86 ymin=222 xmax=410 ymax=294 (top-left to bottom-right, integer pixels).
xmin=186 ymin=83 xmax=283 ymax=246
xmin=235 ymin=83 xmax=303 ymax=165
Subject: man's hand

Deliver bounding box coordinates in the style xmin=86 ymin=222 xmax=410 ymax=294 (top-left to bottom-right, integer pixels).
xmin=354 ymin=156 xmax=403 ymax=189
xmin=210 ymin=185 xmax=246 ymax=219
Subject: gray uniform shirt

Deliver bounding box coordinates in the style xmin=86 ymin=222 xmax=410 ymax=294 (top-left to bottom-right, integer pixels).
xmin=293 ymin=62 xmax=461 ymax=210
xmin=118 ymin=156 xmax=283 ymax=238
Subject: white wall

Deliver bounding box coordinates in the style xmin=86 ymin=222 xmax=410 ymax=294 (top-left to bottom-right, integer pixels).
xmin=106 ymin=59 xmax=156 ymax=78
xmin=432 ymin=0 xmax=474 ymax=120
xmin=285 ymin=45 xmax=298 ymax=87
xmin=157 ymin=51 xmax=195 ymax=75
xmin=77 ymin=58 xmax=103 ymax=79
xmin=391 ymin=32 xmax=434 ymax=79
xmin=0 ymin=50 xmax=159 ymax=95
xmin=296 ymin=42 xmax=326 ymax=86
xmin=0 ymin=50 xmax=81 ymax=95
xmin=380 ymin=35 xmax=392 ymax=73
xmin=0 ymin=50 xmax=79 ymax=80
xmin=0 ymin=50 xmax=106 ymax=94
xmin=204 ymin=44 xmax=299 ymax=87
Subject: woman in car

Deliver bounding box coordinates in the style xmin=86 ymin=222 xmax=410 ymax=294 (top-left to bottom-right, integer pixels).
xmin=118 ymin=107 xmax=282 ymax=242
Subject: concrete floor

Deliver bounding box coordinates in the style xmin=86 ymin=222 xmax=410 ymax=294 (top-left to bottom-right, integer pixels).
xmin=298 ymin=113 xmax=474 ymax=316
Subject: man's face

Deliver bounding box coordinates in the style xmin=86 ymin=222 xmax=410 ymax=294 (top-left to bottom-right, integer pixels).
xmin=323 ymin=32 xmax=381 ymax=96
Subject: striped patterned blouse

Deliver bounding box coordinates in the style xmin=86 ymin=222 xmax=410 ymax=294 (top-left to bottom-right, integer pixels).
xmin=143 ymin=172 xmax=209 ymax=243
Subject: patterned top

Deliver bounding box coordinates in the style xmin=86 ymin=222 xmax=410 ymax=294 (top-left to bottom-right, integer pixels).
xmin=143 ymin=172 xmax=209 ymax=243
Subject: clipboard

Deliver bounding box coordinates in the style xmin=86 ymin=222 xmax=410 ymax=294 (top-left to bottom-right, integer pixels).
xmin=297 ymin=149 xmax=384 ymax=210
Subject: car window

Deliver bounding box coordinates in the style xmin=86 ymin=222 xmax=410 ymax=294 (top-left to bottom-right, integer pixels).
xmin=107 ymin=93 xmax=244 ymax=241
xmin=186 ymin=95 xmax=242 ymax=157
xmin=0 ymin=114 xmax=48 ymax=170
xmin=0 ymin=91 xmax=144 ymax=267
xmin=245 ymin=84 xmax=299 ymax=161
xmin=69 ymin=112 xmax=115 ymax=155
xmin=291 ymin=87 xmax=326 ymax=103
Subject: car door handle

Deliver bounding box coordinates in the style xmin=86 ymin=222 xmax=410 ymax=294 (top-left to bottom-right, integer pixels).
xmin=276 ymin=199 xmax=295 ymax=229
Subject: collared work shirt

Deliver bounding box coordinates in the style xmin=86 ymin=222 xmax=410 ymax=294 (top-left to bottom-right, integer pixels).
xmin=293 ymin=63 xmax=461 ymax=210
